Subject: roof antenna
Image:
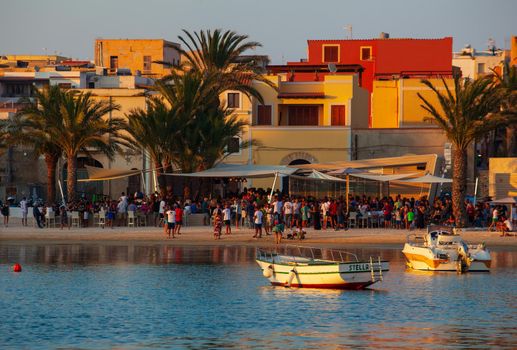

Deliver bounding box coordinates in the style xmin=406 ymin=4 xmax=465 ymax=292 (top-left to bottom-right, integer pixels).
xmin=344 ymin=25 xmax=353 ymax=39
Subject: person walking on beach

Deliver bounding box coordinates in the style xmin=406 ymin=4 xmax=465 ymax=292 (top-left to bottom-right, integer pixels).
xmin=33 ymin=204 xmax=44 ymax=229
xmin=1 ymin=200 xmax=9 ymax=227
xmin=20 ymin=197 xmax=28 ymax=227
xmin=272 ymin=220 xmax=285 ymax=244
xmin=488 ymin=206 xmax=499 ymax=232
xmin=59 ymin=204 xmax=70 ymax=230
xmin=253 ymin=206 xmax=263 ymax=238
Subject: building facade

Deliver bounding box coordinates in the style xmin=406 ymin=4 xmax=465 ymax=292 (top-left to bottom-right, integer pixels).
xmin=94 ymin=39 xmax=181 ymax=78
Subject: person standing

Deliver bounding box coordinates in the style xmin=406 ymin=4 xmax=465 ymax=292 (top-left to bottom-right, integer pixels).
xmin=33 ymin=204 xmax=44 ymax=229
xmin=283 ymin=198 xmax=293 ymax=228
xmin=20 ymin=197 xmax=28 ymax=227
xmin=488 ymin=206 xmax=499 ymax=232
xmin=222 ymin=203 xmax=231 ymax=235
xmin=175 ymin=204 xmax=183 ymax=236
xmin=165 ymin=205 xmax=176 ymax=239
xmin=1 ymin=201 xmax=9 ymax=227
xmin=253 ymin=206 xmax=263 ymax=238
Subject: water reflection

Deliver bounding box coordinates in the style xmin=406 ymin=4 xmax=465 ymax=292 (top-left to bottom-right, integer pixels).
xmin=0 ymin=244 xmax=516 ymax=349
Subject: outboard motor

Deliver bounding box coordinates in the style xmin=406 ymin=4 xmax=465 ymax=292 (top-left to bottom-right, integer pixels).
xmin=456 ymin=243 xmax=471 ymax=273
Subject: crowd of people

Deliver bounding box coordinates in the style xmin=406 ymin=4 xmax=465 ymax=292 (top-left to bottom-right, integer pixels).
xmin=1 ymin=188 xmax=515 ymax=239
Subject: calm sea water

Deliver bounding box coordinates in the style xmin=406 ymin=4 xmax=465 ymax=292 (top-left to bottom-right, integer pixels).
xmin=0 ymin=244 xmax=515 ymax=349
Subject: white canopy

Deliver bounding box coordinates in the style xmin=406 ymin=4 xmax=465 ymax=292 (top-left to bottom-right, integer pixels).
xmin=166 ymin=164 xmax=298 ymax=178
xmin=327 ymin=167 xmax=365 ymax=175
xmin=490 ymin=197 xmax=517 ymax=205
xmin=350 ymin=173 xmax=418 ymax=182
xmin=291 ymin=170 xmax=346 ymax=182
xmin=395 ymin=174 xmax=453 ymax=183
xmin=79 ymin=166 xmax=144 ymax=182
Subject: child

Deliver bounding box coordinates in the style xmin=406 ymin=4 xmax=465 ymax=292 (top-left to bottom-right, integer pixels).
xmin=222 ymin=203 xmax=231 ymax=235
xmin=407 ymin=208 xmax=415 ymax=230
xmin=213 ymin=213 xmax=222 ymax=239
xmin=272 ymin=221 xmax=285 ymax=244
xmin=60 ymin=205 xmax=70 ymax=230
xmin=106 ymin=202 xmax=116 ymax=229
xmin=395 ymin=208 xmax=402 ymax=229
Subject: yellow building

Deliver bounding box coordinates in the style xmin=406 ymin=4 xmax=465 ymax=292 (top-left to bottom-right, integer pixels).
xmin=489 ymin=158 xmax=517 ymax=199
xmin=371 ymin=77 xmax=455 ymax=128
xmin=94 ymin=39 xmax=181 ymax=78
xmin=511 ymin=36 xmax=517 ymax=66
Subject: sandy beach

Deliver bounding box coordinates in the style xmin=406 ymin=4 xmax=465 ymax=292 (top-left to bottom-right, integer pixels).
xmin=0 ymin=221 xmax=515 ymax=250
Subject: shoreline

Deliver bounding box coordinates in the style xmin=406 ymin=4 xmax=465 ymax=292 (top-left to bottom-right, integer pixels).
xmin=1 ymin=225 xmax=516 ymax=251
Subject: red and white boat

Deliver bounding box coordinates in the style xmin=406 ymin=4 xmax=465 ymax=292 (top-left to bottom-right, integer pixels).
xmin=256 ymin=246 xmax=389 ymax=290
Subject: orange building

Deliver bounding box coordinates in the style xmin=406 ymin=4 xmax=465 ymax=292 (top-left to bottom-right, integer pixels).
xmin=94 ymin=39 xmax=181 ymax=78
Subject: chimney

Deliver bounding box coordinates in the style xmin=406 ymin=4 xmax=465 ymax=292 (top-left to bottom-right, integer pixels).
xmin=379 ymin=32 xmax=390 ymax=39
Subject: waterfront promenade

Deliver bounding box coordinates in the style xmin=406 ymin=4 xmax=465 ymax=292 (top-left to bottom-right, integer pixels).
xmin=1 ymin=223 xmax=515 ymax=249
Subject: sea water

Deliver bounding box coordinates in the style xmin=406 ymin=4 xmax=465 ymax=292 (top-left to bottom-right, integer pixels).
xmin=0 ymin=244 xmax=515 ymax=349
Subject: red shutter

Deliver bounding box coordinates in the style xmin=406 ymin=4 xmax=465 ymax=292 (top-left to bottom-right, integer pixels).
xmin=331 ymin=105 xmax=346 ymax=126
xmin=257 ymin=105 xmax=272 ymax=125
xmin=288 ymin=106 xmax=319 ymax=126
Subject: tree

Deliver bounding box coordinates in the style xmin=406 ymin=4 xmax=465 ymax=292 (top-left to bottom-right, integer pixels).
xmin=491 ymin=61 xmax=517 ymax=156
xmin=418 ymin=74 xmax=507 ymax=227
xmin=26 ymin=89 xmax=123 ymax=201
xmin=175 ymin=29 xmax=275 ymax=104
xmin=124 ymin=97 xmax=177 ymax=194
xmin=12 ymin=86 xmax=64 ymax=203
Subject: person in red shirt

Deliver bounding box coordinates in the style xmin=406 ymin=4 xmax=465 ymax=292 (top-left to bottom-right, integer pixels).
xmin=383 ymin=202 xmax=393 ymax=229
xmin=175 ymin=204 xmax=183 ymax=235
xmin=329 ymin=199 xmax=338 ymax=230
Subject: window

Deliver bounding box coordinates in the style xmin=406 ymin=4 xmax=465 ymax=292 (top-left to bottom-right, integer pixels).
xmin=109 ymin=56 xmax=118 ymax=72
xmin=360 ymin=46 xmax=372 ymax=61
xmin=227 ymin=92 xmax=240 ymax=109
xmin=287 ymin=105 xmax=319 ymax=126
xmin=331 ymin=105 xmax=346 ymax=126
xmin=477 ymin=63 xmax=486 ymax=74
xmin=58 ymin=83 xmax=72 ymax=89
xmin=227 ymin=137 xmax=240 ymax=154
xmin=143 ymin=55 xmax=152 ymax=72
xmin=323 ymin=45 xmax=339 ymax=63
xmin=257 ymin=105 xmax=272 ymax=125
xmin=88 ymin=82 xmax=95 ymax=89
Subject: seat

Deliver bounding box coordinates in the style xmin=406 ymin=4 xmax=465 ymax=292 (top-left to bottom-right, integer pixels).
xmin=45 ymin=211 xmax=56 ymax=228
xmin=97 ymin=210 xmax=106 ymax=228
xmin=71 ymin=211 xmax=80 ymax=228
xmin=128 ymin=211 xmax=136 ymax=227
xmin=349 ymin=212 xmax=357 ymax=228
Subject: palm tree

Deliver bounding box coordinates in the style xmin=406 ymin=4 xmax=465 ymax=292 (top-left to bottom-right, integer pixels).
xmin=491 ymin=61 xmax=517 ymax=156
xmin=124 ymin=96 xmax=177 ymax=193
xmin=12 ymin=86 xmax=64 ymax=203
xmin=36 ymin=90 xmax=122 ymax=201
xmin=418 ymin=73 xmax=507 ymax=227
xmin=175 ymin=29 xmax=275 ymax=104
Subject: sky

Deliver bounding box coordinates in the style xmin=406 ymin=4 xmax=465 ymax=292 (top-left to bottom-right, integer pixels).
xmin=1 ymin=0 xmax=515 ymax=64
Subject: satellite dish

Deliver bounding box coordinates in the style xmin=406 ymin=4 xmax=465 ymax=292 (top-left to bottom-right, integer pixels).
xmin=328 ymin=63 xmax=337 ymax=73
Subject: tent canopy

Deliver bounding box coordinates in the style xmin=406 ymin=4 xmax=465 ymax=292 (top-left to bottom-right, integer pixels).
xmin=490 ymin=197 xmax=517 ymax=205
xmin=327 ymin=167 xmax=364 ymax=175
xmin=349 ymin=172 xmax=418 ymax=182
xmin=166 ymin=164 xmax=298 ymax=178
xmin=291 ymin=170 xmax=346 ymax=182
xmin=395 ymin=174 xmax=452 ymax=183
xmin=79 ymin=166 xmax=143 ymax=182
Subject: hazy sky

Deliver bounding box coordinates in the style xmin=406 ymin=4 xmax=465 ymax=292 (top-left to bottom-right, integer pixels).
xmin=1 ymin=0 xmax=515 ymax=64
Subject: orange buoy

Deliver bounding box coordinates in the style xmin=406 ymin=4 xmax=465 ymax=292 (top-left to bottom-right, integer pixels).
xmin=13 ymin=263 xmax=22 ymax=272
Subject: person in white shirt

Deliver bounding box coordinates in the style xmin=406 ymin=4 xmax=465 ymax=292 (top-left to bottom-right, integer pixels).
xmin=488 ymin=207 xmax=499 ymax=232
xmin=223 ymin=203 xmax=232 ymax=235
xmin=158 ymin=199 xmax=166 ymax=226
xmin=165 ymin=206 xmax=176 ymax=238
xmin=253 ymin=206 xmax=264 ymax=238
xmin=321 ymin=200 xmax=330 ymax=229
xmin=283 ymin=199 xmax=293 ymax=228
xmin=20 ymin=197 xmax=28 ymax=227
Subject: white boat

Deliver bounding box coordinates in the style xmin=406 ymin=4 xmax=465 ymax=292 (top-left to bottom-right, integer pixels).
xmin=256 ymin=246 xmax=389 ymax=290
xmin=402 ymin=226 xmax=491 ymax=272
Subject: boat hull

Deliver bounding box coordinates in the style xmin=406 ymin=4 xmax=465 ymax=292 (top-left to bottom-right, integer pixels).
xmin=256 ymin=258 xmax=389 ymax=289
xmin=402 ymin=244 xmax=490 ymax=272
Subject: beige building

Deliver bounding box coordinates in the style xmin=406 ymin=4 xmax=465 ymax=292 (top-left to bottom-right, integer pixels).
xmin=452 ymin=45 xmax=506 ymax=79
xmin=489 ymin=158 xmax=517 ymax=199
xmin=94 ymin=39 xmax=181 ymax=78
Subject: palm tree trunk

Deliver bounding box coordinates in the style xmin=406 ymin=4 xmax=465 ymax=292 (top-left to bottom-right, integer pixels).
xmin=67 ymin=154 xmax=77 ymax=201
xmin=44 ymin=153 xmax=58 ymax=204
xmin=452 ymin=147 xmax=467 ymax=227
xmin=507 ymin=125 xmax=516 ymax=157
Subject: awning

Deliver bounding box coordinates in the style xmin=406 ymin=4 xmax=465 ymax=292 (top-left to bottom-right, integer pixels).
xmin=291 ymin=170 xmax=346 ymax=182
xmin=490 ymin=197 xmax=517 ymax=204
xmin=350 ymin=173 xmax=418 ymax=182
xmin=165 ymin=164 xmax=298 ymax=178
xmin=278 ymin=92 xmax=325 ymax=99
xmin=79 ymin=166 xmax=143 ymax=182
xmin=395 ymin=174 xmax=452 ymax=183
xmin=328 ymin=167 xmax=364 ymax=175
